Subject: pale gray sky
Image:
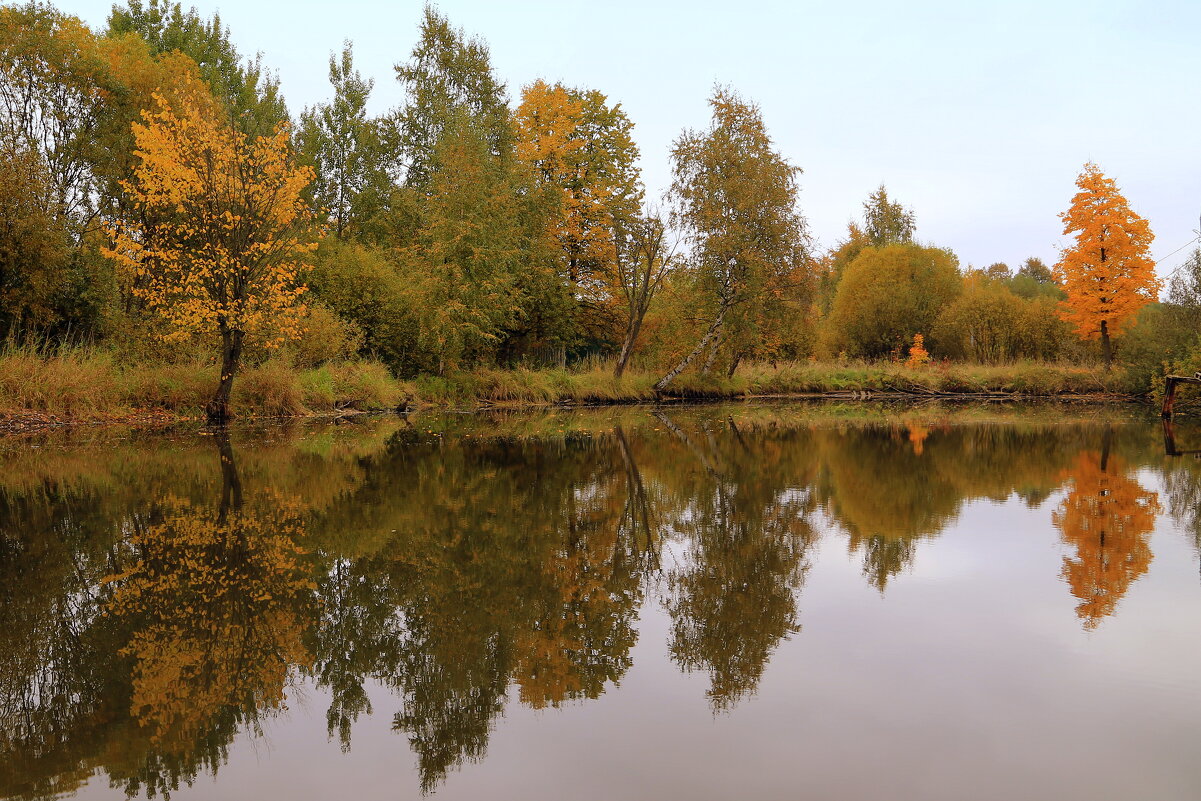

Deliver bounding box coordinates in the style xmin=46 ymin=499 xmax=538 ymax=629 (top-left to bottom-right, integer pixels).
xmin=54 ymin=0 xmax=1201 ymax=281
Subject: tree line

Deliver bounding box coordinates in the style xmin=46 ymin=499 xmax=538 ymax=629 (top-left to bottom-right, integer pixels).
xmin=2 ymin=1 xmax=1198 ymax=420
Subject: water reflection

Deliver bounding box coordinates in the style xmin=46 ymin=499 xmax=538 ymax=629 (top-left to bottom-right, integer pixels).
xmin=1161 ymin=420 xmax=1201 ymax=573
xmin=0 ymin=405 xmax=1196 ymax=798
xmin=1052 ymin=432 xmax=1161 ymax=629
xmin=104 ymin=432 xmax=317 ymax=795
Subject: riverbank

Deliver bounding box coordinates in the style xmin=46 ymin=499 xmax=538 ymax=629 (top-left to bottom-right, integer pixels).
xmin=0 ymin=349 xmax=405 ymax=433
xmin=0 ymin=350 xmax=1161 ymax=435
xmin=412 ymin=360 xmax=1141 ymax=407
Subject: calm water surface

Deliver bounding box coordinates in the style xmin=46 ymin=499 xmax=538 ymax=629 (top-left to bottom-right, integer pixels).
xmin=2 ymin=403 xmax=1201 ymax=800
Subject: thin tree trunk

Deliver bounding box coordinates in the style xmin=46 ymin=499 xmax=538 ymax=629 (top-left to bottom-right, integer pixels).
xmin=701 ymin=320 xmax=724 ymax=376
xmin=1098 ymin=242 xmax=1113 ymax=372
xmin=1100 ymin=424 xmax=1112 ymax=473
xmin=652 ymin=409 xmax=721 ymax=478
xmin=615 ymin=426 xmax=656 ymax=561
xmin=614 ymin=314 xmax=644 ymax=379
xmin=215 ymin=429 xmax=244 ymax=523
xmin=1100 ymin=319 xmax=1112 ymax=372
xmin=655 ymin=303 xmax=728 ymax=392
xmin=207 ymin=327 xmax=245 ymax=423
xmin=727 ymin=351 xmax=744 ymax=378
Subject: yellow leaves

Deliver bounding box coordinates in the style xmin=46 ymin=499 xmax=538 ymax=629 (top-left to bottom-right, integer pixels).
xmin=514 ymin=79 xmax=639 ymax=312
xmin=103 ymin=493 xmax=317 ymax=745
xmin=103 ymin=75 xmax=317 ymax=345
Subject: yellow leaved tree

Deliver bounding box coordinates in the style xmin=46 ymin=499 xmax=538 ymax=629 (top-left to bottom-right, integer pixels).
xmin=105 ymin=76 xmax=316 ymax=421
xmin=514 ymin=79 xmax=643 ymax=351
xmin=1055 ymin=163 xmax=1159 ymax=370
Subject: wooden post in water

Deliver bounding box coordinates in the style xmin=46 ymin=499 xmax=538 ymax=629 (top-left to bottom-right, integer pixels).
xmin=1162 ymin=374 xmax=1201 ymax=419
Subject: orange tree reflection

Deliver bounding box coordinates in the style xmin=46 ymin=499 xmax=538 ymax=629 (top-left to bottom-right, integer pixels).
xmin=1053 ymin=437 xmax=1160 ymax=629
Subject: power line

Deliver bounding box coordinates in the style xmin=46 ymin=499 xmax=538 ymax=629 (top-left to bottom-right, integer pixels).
xmin=1156 ymin=235 xmax=1199 ymax=266
xmin=1157 ymin=231 xmax=1200 ymax=284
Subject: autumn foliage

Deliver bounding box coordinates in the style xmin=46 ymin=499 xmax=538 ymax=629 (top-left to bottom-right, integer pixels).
xmin=4 ymin=1 xmax=1197 ymax=419
xmin=905 ymin=333 xmax=930 ymax=368
xmin=1055 ymin=163 xmax=1159 ymax=368
xmin=104 ymin=76 xmax=316 ymax=419
xmin=1053 ymin=448 xmax=1160 ymax=629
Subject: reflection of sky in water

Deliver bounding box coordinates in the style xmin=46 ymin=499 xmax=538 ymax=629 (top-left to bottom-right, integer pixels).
xmin=12 ymin=408 xmax=1201 ymax=801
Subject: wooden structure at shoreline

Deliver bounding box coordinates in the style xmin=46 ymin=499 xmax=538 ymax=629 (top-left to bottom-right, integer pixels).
xmin=1161 ymin=374 xmax=1201 ymax=419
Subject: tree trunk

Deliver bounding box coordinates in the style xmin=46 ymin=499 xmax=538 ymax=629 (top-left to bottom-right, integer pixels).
xmin=615 ymin=425 xmax=657 ymax=563
xmin=207 ymin=327 xmax=245 ymax=423
xmin=614 ymin=315 xmax=644 ymax=379
xmin=701 ymin=320 xmax=724 ymax=376
xmin=215 ymin=428 xmax=244 ymax=523
xmin=727 ymin=351 xmax=744 ymax=378
xmin=654 ymin=303 xmax=728 ymax=392
xmin=1100 ymin=424 xmax=1112 ymax=473
xmin=1100 ymin=319 xmax=1112 ymax=372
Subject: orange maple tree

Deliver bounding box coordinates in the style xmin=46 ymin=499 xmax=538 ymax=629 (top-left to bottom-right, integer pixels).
xmin=104 ymin=76 xmax=316 ymax=421
xmin=1055 ymin=163 xmax=1159 ymax=369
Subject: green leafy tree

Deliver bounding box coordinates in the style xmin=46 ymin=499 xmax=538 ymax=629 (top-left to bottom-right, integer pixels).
xmin=1009 ymin=256 xmax=1063 ymax=299
xmin=514 ymin=80 xmax=644 ymax=348
xmin=984 ymin=262 xmax=1012 ymax=280
xmin=862 ymin=184 xmax=915 ymax=246
xmin=107 ymin=0 xmax=289 ymax=136
xmin=389 ymin=5 xmax=511 ymax=191
xmin=307 ymin=237 xmax=418 ymax=372
xmin=817 ymin=185 xmax=914 ymax=314
xmin=1 ymin=3 xmax=113 ymax=231
xmin=826 ymin=243 xmax=962 ymax=358
xmin=0 ymin=145 xmax=71 ymax=339
xmin=397 ymin=114 xmax=548 ymax=373
xmin=655 ymin=87 xmax=810 ymax=390
xmin=297 ymin=42 xmax=388 ymax=238
xmin=1018 ymin=256 xmax=1054 ymax=283
xmin=932 ymin=274 xmax=1026 ymax=362
xmin=1167 ymin=248 xmax=1201 ymax=332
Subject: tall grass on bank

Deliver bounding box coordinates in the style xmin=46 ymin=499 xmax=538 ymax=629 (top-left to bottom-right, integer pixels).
xmin=0 ymin=343 xmax=407 ymax=419
xmin=738 ymin=359 xmax=1136 ymax=397
xmin=408 ymin=358 xmax=1141 ymax=409
xmin=0 ymin=346 xmax=1147 ymax=423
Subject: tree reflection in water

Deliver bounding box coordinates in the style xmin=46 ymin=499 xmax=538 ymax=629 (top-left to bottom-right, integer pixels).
xmin=0 ymin=407 xmax=1190 ymax=797
xmin=103 ymin=431 xmax=318 ymax=796
xmin=1053 ymin=430 xmax=1160 ymax=629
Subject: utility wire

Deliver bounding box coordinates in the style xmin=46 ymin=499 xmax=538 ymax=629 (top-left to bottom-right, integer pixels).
xmin=1157 ymin=229 xmax=1201 ymax=285
xmin=1156 ymin=235 xmax=1199 ymax=266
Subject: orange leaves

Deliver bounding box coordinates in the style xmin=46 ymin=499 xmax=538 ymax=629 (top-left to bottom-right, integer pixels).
xmin=904 ymin=333 xmax=930 ymax=368
xmin=103 ymin=75 xmax=316 ymax=347
xmin=514 ymin=79 xmax=584 ymax=172
xmin=1053 ymin=449 xmax=1160 ymax=629
xmin=1055 ymin=162 xmax=1159 ymax=342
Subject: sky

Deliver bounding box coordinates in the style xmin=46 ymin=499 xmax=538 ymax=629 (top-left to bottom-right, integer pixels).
xmin=52 ymin=0 xmax=1201 ymax=281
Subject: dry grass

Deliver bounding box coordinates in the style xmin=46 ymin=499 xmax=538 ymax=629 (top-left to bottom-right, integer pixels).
xmin=0 ymin=344 xmax=407 ymax=421
xmin=407 ymin=358 xmax=1141 ymax=409
xmin=0 ymin=345 xmax=1145 ymax=424
xmin=739 ymin=359 xmax=1134 ymax=397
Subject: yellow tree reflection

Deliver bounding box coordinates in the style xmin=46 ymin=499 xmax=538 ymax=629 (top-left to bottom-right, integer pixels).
xmin=511 ymin=476 xmax=640 ymax=710
xmin=103 ymin=435 xmax=317 ymax=758
xmin=1053 ymin=444 xmax=1160 ymax=629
